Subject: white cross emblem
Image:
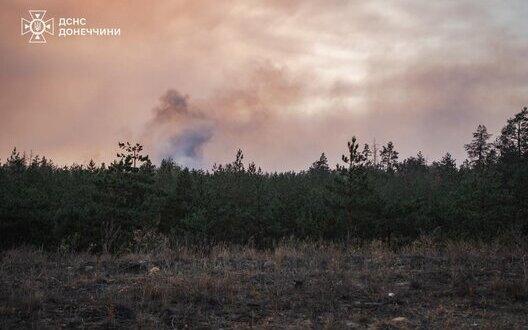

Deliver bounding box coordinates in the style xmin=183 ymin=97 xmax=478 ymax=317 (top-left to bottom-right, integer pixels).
xmin=21 ymin=10 xmax=54 ymax=44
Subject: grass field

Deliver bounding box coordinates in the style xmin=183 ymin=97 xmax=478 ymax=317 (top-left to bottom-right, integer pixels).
xmin=1 ymin=239 xmax=527 ymax=329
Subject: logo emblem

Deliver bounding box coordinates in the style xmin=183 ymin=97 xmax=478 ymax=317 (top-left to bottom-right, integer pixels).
xmin=21 ymin=10 xmax=54 ymax=43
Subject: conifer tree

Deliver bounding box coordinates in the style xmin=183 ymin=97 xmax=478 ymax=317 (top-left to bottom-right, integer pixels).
xmin=335 ymin=137 xmax=372 ymax=237
xmin=465 ymin=125 xmax=491 ymax=167
xmin=497 ymin=107 xmax=528 ymax=159
xmin=380 ymin=141 xmax=399 ymax=172
xmin=309 ymin=153 xmax=330 ymax=173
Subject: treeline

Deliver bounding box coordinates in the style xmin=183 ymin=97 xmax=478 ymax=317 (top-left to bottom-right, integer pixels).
xmin=1 ymin=108 xmax=527 ymax=251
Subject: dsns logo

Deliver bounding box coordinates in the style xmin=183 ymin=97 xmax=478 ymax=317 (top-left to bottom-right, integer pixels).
xmin=21 ymin=10 xmax=54 ymax=43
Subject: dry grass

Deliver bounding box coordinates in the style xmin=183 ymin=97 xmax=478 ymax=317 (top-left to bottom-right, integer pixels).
xmin=1 ymin=239 xmax=527 ymax=329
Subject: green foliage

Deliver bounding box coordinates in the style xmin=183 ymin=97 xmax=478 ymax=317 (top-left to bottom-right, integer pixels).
xmin=309 ymin=153 xmax=330 ymax=173
xmin=380 ymin=141 xmax=399 ymax=172
xmin=1 ymin=107 xmax=528 ymax=251
xmin=497 ymin=107 xmax=528 ymax=159
xmin=465 ymin=124 xmax=492 ymax=167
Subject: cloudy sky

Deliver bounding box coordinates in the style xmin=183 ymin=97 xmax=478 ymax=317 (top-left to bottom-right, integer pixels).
xmin=2 ymin=1 xmax=527 ymax=170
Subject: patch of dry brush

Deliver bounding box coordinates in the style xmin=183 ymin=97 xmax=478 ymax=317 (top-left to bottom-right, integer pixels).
xmin=1 ymin=239 xmax=527 ymax=329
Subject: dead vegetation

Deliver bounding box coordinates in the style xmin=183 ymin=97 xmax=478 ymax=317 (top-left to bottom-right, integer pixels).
xmin=1 ymin=239 xmax=527 ymax=329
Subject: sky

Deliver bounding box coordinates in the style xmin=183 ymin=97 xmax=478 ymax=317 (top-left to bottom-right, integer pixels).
xmin=1 ymin=0 xmax=528 ymax=171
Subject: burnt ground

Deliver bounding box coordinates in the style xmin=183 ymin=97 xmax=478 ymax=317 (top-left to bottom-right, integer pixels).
xmin=1 ymin=240 xmax=527 ymax=329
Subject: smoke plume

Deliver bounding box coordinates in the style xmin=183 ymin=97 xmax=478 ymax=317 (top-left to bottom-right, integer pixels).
xmin=2 ymin=1 xmax=528 ymax=170
xmin=146 ymin=89 xmax=214 ymax=167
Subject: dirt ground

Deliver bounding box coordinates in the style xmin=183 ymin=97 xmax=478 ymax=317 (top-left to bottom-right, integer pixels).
xmin=1 ymin=240 xmax=527 ymax=329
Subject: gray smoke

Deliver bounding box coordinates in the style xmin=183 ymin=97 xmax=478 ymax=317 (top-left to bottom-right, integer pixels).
xmin=153 ymin=89 xmax=191 ymax=119
xmin=147 ymin=89 xmax=215 ymax=167
xmin=163 ymin=128 xmax=214 ymax=167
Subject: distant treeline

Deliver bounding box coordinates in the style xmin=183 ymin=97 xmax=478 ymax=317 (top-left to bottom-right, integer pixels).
xmin=1 ymin=108 xmax=527 ymax=251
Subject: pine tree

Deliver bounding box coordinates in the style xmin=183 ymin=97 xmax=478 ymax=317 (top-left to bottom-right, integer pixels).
xmin=226 ymin=149 xmax=245 ymax=173
xmin=380 ymin=141 xmax=399 ymax=172
xmin=110 ymin=142 xmax=151 ymax=173
xmin=465 ymin=125 xmax=491 ymax=167
xmin=399 ymin=151 xmax=427 ymax=174
xmin=5 ymin=148 xmax=26 ymax=174
xmin=87 ymin=159 xmax=97 ymax=172
xmin=335 ymin=136 xmax=374 ymax=238
xmin=497 ymin=107 xmax=528 ymax=159
xmin=309 ymin=153 xmax=330 ymax=173
xmin=432 ymin=152 xmax=457 ymax=178
xmin=438 ymin=152 xmax=456 ymax=169
xmin=361 ymin=144 xmax=373 ymax=167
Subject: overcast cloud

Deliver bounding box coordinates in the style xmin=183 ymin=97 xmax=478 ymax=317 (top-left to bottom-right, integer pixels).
xmin=1 ymin=0 xmax=527 ymax=170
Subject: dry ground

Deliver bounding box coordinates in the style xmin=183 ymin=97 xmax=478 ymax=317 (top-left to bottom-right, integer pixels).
xmin=1 ymin=239 xmax=528 ymax=329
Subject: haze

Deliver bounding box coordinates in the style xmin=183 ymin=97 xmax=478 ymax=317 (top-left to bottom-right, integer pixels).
xmin=1 ymin=0 xmax=528 ymax=170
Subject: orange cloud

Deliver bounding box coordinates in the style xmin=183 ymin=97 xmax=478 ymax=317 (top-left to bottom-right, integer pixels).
xmin=1 ymin=1 xmax=527 ymax=170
